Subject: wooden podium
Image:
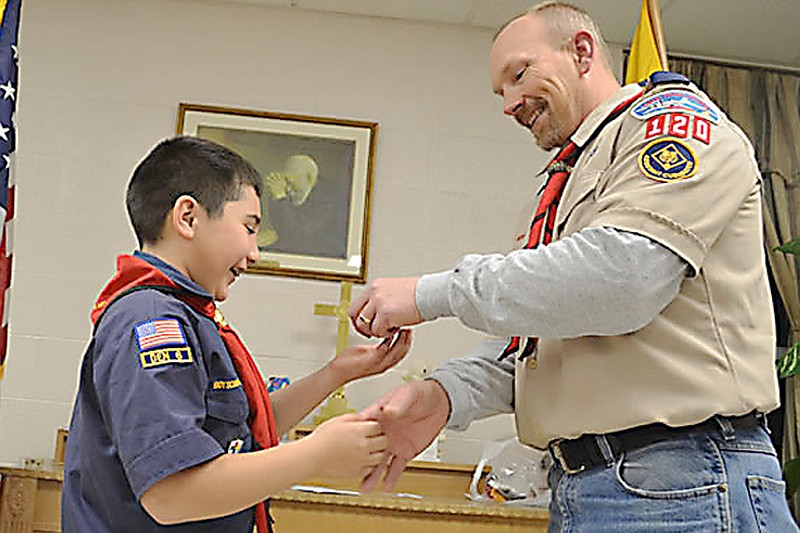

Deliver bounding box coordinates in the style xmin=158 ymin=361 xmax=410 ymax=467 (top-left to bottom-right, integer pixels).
xmin=0 ymin=466 xmax=62 ymax=533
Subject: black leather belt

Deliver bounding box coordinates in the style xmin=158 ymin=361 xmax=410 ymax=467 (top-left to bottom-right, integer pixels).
xmin=548 ymin=413 xmax=764 ymax=475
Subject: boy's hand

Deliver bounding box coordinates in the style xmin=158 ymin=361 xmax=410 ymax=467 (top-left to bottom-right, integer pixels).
xmin=328 ymin=329 xmax=412 ymax=384
xmin=304 ymin=413 xmax=388 ymax=479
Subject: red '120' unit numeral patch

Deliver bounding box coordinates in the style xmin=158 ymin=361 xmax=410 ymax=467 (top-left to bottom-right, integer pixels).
xmin=645 ymin=113 xmax=711 ymax=144
xmin=692 ymin=117 xmax=711 ymax=144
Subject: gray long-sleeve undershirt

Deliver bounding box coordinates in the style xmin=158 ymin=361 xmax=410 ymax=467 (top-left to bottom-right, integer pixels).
xmin=422 ymin=226 xmax=689 ymax=430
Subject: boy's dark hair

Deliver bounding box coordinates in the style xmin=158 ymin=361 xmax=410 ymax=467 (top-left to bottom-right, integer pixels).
xmin=126 ymin=136 xmax=262 ymax=247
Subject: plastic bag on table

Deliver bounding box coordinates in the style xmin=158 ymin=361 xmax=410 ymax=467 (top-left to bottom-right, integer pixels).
xmin=467 ymin=437 xmax=551 ymax=507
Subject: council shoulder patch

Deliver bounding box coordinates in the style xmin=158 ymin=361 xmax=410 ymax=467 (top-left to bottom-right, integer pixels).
xmin=135 ymin=318 xmax=194 ymax=369
xmin=638 ymin=138 xmax=698 ymax=183
xmin=631 ymin=90 xmax=720 ymax=124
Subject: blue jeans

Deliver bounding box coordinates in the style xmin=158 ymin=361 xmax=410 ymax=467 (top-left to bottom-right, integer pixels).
xmin=547 ymin=421 xmax=798 ymax=532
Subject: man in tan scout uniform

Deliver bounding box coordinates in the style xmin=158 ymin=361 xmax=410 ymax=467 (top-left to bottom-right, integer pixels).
xmin=348 ymin=1 xmax=798 ymax=531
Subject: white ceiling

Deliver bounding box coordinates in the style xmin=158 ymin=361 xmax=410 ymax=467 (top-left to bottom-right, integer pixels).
xmin=216 ymin=0 xmax=800 ymax=70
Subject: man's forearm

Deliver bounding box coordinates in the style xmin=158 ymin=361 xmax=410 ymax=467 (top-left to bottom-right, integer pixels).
xmin=428 ymin=337 xmax=515 ymax=430
xmin=417 ymin=226 xmax=688 ymax=338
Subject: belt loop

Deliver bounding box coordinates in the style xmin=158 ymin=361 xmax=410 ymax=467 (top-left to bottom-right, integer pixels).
xmin=549 ymin=440 xmax=586 ymax=475
xmin=715 ymin=416 xmax=735 ymax=442
xmin=757 ymin=412 xmax=771 ymax=434
xmin=595 ymin=435 xmax=615 ymax=467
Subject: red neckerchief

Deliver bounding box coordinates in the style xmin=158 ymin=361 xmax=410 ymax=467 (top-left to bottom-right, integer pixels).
xmin=501 ymin=90 xmax=644 ymax=362
xmin=93 ymin=254 xmax=278 ymax=533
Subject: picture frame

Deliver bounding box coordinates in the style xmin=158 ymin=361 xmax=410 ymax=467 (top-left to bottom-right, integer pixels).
xmin=177 ymin=103 xmax=377 ymax=283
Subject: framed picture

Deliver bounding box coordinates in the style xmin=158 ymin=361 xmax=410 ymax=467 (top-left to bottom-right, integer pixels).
xmin=177 ymin=103 xmax=377 ymax=283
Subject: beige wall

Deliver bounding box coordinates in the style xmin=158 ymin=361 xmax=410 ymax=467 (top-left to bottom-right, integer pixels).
xmin=0 ymin=0 xmax=623 ymax=466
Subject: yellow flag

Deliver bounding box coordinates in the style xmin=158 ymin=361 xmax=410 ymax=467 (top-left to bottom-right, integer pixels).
xmin=625 ymin=0 xmax=668 ymax=84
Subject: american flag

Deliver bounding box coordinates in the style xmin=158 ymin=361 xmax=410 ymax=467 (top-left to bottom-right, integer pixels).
xmin=0 ymin=0 xmax=21 ymax=379
xmin=135 ymin=319 xmax=188 ymax=351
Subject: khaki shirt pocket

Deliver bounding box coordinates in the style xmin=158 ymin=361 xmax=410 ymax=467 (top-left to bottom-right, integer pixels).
xmin=555 ymin=168 xmax=604 ymax=239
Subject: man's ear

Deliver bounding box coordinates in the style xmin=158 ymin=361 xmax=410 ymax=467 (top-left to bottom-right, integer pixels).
xmin=572 ymin=30 xmax=595 ymax=75
xmin=171 ymin=194 xmax=200 ymax=240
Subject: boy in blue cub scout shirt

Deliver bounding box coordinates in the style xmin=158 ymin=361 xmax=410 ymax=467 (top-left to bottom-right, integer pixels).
xmin=62 ymin=136 xmax=411 ymax=533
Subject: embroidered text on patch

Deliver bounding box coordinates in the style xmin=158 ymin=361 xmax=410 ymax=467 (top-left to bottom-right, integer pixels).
xmin=631 ymin=90 xmax=720 ymax=124
xmin=638 ymin=138 xmax=698 ymax=182
xmin=140 ymin=347 xmax=194 ymax=369
xmin=213 ymin=378 xmax=242 ymax=390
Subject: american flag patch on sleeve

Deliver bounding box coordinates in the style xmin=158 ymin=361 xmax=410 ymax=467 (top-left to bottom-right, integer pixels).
xmin=135 ymin=319 xmax=187 ymax=350
xmin=135 ymin=318 xmax=193 ymax=369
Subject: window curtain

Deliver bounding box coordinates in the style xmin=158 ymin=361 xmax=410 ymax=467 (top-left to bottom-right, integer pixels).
xmin=669 ymin=57 xmax=800 ymax=510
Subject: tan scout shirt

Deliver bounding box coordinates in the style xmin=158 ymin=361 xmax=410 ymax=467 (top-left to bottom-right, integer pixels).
xmin=515 ymin=82 xmax=779 ymax=448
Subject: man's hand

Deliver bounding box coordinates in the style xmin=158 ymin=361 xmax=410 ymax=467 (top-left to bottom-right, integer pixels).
xmin=359 ymin=380 xmax=450 ymax=491
xmin=348 ymin=277 xmax=424 ymax=338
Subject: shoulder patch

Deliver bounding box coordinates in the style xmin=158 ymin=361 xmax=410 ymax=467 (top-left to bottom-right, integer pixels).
xmin=135 ymin=318 xmax=194 ymax=369
xmin=631 ymin=90 xmax=720 ymax=124
xmin=638 ymin=138 xmax=698 ymax=183
xmin=644 ymin=113 xmax=712 ymax=144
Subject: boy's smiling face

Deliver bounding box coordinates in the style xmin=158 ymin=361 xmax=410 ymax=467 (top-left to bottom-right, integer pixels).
xmin=187 ymin=185 xmax=261 ymax=302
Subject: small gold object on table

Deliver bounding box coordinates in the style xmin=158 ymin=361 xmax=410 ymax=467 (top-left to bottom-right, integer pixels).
xmin=312 ymin=281 xmax=356 ymax=425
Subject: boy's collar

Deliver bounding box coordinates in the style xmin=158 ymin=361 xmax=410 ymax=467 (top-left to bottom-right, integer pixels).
xmin=133 ymin=250 xmax=212 ymax=300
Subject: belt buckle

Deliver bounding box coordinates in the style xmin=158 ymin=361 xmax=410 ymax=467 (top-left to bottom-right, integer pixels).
xmin=549 ymin=439 xmax=586 ymax=475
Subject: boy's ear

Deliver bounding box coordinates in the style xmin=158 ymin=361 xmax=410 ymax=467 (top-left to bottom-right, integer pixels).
xmin=171 ymin=194 xmax=200 ymax=240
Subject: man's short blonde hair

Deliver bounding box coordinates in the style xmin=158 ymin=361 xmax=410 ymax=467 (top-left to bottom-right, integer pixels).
xmin=495 ymin=2 xmax=611 ymax=68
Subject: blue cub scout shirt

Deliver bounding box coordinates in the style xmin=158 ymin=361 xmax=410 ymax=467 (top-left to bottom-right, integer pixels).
xmin=62 ymin=252 xmax=256 ymax=532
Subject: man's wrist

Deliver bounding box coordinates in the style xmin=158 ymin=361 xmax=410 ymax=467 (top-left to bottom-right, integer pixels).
xmin=423 ymin=377 xmax=453 ymax=424
xmin=415 ymin=271 xmax=453 ymax=321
